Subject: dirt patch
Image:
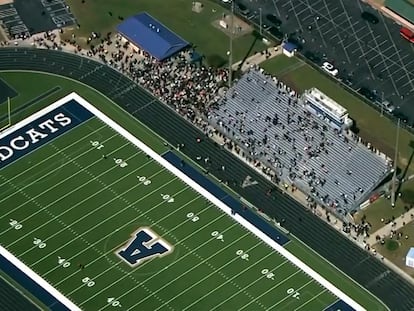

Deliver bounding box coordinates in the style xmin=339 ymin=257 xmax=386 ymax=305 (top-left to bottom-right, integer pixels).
xmin=0 ymin=0 xmax=13 ymax=5
xmin=211 ymin=14 xmax=252 ymax=39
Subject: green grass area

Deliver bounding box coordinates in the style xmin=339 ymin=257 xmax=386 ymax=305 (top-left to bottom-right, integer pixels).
xmin=260 ymin=54 xmax=305 ymax=76
xmin=285 ymin=239 xmax=387 ymax=310
xmin=354 ymin=178 xmax=414 ymax=233
xmin=64 ymin=0 xmax=268 ymax=64
xmin=0 ymin=71 xmax=389 ymax=310
xmin=375 ymin=220 xmax=414 ymax=278
xmin=355 ymin=197 xmax=407 ymax=233
xmin=0 ymin=112 xmax=339 ymax=310
xmin=0 ymin=71 xmax=167 ymax=154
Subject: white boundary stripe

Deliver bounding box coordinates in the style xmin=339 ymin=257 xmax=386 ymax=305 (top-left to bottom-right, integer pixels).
xmin=0 ymin=92 xmax=365 ymax=311
xmin=0 ymin=122 xmax=107 ymax=193
xmin=294 ymin=288 xmax=328 ymax=311
xmin=66 ymin=93 xmax=364 ymax=311
xmin=0 ymin=245 xmax=80 ymax=311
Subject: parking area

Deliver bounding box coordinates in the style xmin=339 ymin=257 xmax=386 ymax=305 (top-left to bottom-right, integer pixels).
xmin=238 ymin=0 xmax=414 ymax=124
xmin=0 ymin=2 xmax=29 ymax=39
xmin=13 ymin=0 xmax=76 ymax=33
xmin=0 ymin=0 xmax=75 ymax=39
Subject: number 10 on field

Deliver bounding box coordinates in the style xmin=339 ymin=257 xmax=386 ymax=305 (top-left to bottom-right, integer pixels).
xmin=287 ymin=287 xmax=300 ymax=299
xmin=90 ymin=140 xmax=104 ymax=150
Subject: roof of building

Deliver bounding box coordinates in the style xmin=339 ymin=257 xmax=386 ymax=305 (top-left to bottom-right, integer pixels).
xmin=282 ymin=42 xmax=297 ymax=52
xmin=116 ymin=12 xmax=189 ymax=61
xmin=385 ymin=0 xmax=414 ymax=24
xmin=304 ymin=88 xmax=348 ymax=119
xmin=407 ymin=247 xmax=414 ymax=258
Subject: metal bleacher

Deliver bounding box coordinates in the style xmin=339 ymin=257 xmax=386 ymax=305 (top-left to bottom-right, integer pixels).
xmin=208 ymin=68 xmax=392 ymax=217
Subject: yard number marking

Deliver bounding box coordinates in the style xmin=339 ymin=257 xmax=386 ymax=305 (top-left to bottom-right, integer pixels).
xmin=33 ymin=238 xmax=46 ymax=249
xmin=186 ymin=212 xmax=199 ymax=222
xmin=113 ymin=158 xmax=128 ymax=168
xmin=90 ymin=140 xmax=104 ymax=150
xmin=57 ymin=256 xmax=71 ymax=268
xmin=261 ymin=268 xmax=275 ymax=280
xmin=161 ymin=194 xmax=174 ymax=203
xmin=287 ymin=287 xmax=300 ymax=300
xmin=236 ymin=249 xmax=249 ymax=261
xmin=9 ymin=219 xmax=22 ymax=230
xmin=211 ymin=231 xmax=224 ymax=242
xmin=137 ymin=175 xmax=151 ymax=186
xmin=82 ymin=277 xmax=95 ymax=287
xmin=107 ymin=297 xmax=122 ymax=308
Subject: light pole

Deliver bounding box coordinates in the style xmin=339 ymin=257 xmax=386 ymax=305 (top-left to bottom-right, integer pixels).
xmin=259 ymin=7 xmax=262 ymax=36
xmin=391 ymin=118 xmax=400 ymax=208
xmin=228 ymin=0 xmax=234 ymax=88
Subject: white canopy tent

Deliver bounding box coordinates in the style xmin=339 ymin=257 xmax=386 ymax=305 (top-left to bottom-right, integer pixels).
xmin=406 ymin=247 xmax=414 ymax=268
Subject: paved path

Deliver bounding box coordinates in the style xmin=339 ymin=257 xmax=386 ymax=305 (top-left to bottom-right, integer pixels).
xmin=232 ymin=45 xmax=282 ymax=72
xmin=366 ymin=211 xmax=414 ymax=246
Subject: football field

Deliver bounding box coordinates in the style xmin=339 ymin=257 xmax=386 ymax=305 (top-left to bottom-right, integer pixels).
xmin=0 ymin=93 xmax=361 ymax=310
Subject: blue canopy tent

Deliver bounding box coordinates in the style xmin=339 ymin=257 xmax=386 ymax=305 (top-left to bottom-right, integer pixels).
xmin=117 ymin=12 xmax=189 ymax=61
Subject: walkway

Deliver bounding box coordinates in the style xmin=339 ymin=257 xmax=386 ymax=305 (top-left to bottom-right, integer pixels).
xmin=232 ymin=45 xmax=282 ymax=72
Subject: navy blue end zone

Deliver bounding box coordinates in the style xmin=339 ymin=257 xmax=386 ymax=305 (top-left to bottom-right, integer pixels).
xmin=0 ymin=98 xmax=94 ymax=310
xmin=163 ymin=151 xmax=359 ymax=311
xmin=162 ymin=151 xmax=290 ymax=246
xmin=0 ymin=99 xmax=94 ymax=170
xmin=0 ymin=253 xmax=69 ymax=311
xmin=324 ymin=299 xmax=356 ymax=311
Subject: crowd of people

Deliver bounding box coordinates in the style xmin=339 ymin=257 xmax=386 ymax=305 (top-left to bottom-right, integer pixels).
xmin=207 ymin=68 xmax=391 ymax=216
xmin=8 ymin=29 xmax=394 ymax=236
xmin=21 ymin=31 xmax=390 ymax=217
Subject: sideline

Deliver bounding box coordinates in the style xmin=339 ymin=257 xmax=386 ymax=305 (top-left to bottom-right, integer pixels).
xmin=70 ymin=92 xmax=366 ymax=311
xmin=0 ymin=68 xmax=382 ymax=310
xmin=0 ymin=91 xmax=365 ymax=310
xmin=0 ymin=245 xmax=79 ymax=311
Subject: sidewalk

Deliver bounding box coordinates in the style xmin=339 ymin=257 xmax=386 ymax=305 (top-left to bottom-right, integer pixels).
xmin=232 ymin=45 xmax=282 ymax=72
xmin=366 ymin=211 xmax=414 ymax=246
xmin=8 ymin=25 xmax=414 ymax=285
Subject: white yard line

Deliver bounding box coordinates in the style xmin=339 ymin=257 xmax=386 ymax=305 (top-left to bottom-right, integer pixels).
xmin=66 ymin=201 xmax=227 ymax=296
xmin=0 ymin=129 xmax=118 ymax=204
xmin=35 ymin=178 xmax=186 ymax=272
xmin=0 ymin=122 xmax=107 ymax=188
xmin=268 ymin=279 xmax=315 ymax=310
xmin=0 ymin=93 xmax=366 ymax=311
xmin=0 ymin=142 xmax=138 ymax=236
xmin=211 ymin=259 xmax=291 ymax=311
xmin=49 ymin=179 xmax=193 ymax=286
xmin=181 ymin=252 xmax=284 ymax=311
xmin=151 ymin=241 xmax=269 ymax=311
xmin=236 ymin=270 xmax=303 ymax=311
xmin=83 ymin=216 xmax=239 ymax=308
xmin=12 ymin=159 xmax=160 ymax=254
xmin=67 ymin=194 xmax=214 ymax=298
xmin=294 ymin=288 xmax=328 ymax=310
xmin=101 ymin=231 xmax=255 ymax=310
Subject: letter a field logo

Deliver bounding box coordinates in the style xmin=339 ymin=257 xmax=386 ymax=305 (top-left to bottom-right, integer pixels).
xmin=117 ymin=227 xmax=173 ymax=267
